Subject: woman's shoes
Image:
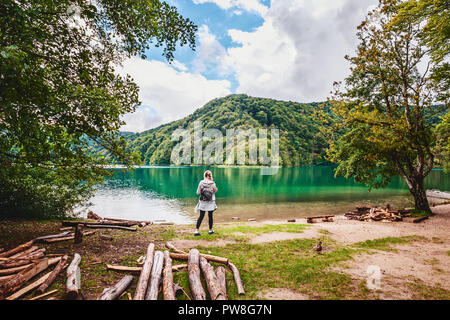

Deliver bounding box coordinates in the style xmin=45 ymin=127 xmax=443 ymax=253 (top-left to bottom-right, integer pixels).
xmin=208 ymin=230 xmax=215 ymax=235
xmin=194 ymin=232 xmax=201 ymax=236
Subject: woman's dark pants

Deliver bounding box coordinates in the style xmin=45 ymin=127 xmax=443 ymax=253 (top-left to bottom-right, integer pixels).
xmin=196 ymin=210 xmax=213 ymax=229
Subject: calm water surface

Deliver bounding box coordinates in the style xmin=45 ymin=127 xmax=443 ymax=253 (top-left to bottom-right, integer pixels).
xmin=87 ymin=166 xmax=450 ymax=224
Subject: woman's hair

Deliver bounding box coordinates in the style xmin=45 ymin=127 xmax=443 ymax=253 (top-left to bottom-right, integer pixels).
xmin=204 ymin=170 xmax=212 ymax=179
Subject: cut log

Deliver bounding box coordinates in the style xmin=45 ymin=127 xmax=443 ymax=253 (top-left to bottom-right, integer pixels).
xmin=74 ymin=224 xmax=84 ymax=244
xmin=43 ymin=231 xmax=96 ymax=243
xmin=287 ymin=219 xmax=296 ymax=223
xmin=29 ymin=289 xmax=58 ymax=300
xmin=0 ymin=258 xmax=51 ymax=299
xmin=413 ymin=216 xmax=430 ymax=223
xmin=36 ymin=255 xmax=69 ymax=294
xmin=166 ymin=243 xmax=228 ymax=264
xmin=162 ymin=251 xmax=176 ymax=300
xmin=0 ymin=264 xmax=33 ymax=276
xmin=59 ymin=227 xmax=73 ymax=232
xmin=66 ymin=253 xmax=82 ymax=300
xmin=0 ymin=257 xmax=43 ymax=269
xmin=0 ymin=274 xmax=15 ymax=283
xmin=107 ymin=265 xmax=142 ymax=273
xmin=187 ymin=249 xmax=206 ymax=300
xmin=0 ymin=241 xmax=33 ymax=258
xmin=134 ymin=243 xmax=154 ymax=300
xmin=8 ymin=246 xmax=40 ymax=259
xmin=32 ymin=231 xmax=71 ymax=243
xmin=104 ymin=217 xmax=153 ymax=225
xmin=83 ymin=224 xmax=137 ymax=231
xmin=145 ymin=251 xmax=164 ymax=300
xmin=228 ymin=262 xmax=245 ymax=295
xmin=199 ymin=256 xmax=226 ymax=300
xmin=62 ymin=220 xmax=138 ymax=227
xmin=215 ymin=266 xmax=227 ymax=299
xmin=6 ymin=271 xmax=52 ymax=300
xmin=97 ymin=275 xmax=134 ymax=300
xmin=107 ymin=264 xmax=187 ymax=273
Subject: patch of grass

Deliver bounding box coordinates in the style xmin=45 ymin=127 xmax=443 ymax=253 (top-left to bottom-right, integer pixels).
xmin=353 ymin=235 xmax=424 ymax=252
xmin=447 ymin=251 xmax=450 ymax=256
xmin=195 ymin=237 xmax=366 ymax=300
xmin=319 ymin=229 xmax=330 ymax=235
xmin=408 ymin=279 xmax=450 ymax=299
xmin=183 ymin=223 xmax=309 ymax=242
xmin=410 ymin=209 xmax=435 ymax=218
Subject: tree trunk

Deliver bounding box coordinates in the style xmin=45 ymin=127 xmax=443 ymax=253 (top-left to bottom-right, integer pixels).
xmin=408 ymin=176 xmax=431 ymax=213
xmin=162 ymin=251 xmax=176 ymax=300
xmin=199 ymin=257 xmax=226 ymax=300
xmin=187 ymin=249 xmax=206 ymax=300
xmin=145 ymin=251 xmax=163 ymax=300
xmin=66 ymin=253 xmax=82 ymax=300
xmin=74 ymin=225 xmax=84 ymax=244
xmin=97 ymin=275 xmax=133 ymax=300
xmin=134 ymin=243 xmax=154 ymax=300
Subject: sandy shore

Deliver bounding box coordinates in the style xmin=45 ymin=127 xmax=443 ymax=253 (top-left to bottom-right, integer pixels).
xmin=174 ymin=203 xmax=450 ymax=299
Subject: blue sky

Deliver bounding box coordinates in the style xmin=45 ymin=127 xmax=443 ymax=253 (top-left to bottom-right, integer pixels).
xmin=120 ymin=0 xmax=378 ymax=132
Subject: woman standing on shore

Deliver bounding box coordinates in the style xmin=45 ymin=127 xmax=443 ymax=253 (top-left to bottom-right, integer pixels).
xmin=194 ymin=170 xmax=218 ymax=236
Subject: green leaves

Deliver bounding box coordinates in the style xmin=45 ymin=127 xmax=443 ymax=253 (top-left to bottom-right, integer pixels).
xmin=0 ymin=0 xmax=196 ymax=217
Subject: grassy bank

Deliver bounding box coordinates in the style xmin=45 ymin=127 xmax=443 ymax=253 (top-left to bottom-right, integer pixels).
xmin=0 ymin=219 xmax=448 ymax=300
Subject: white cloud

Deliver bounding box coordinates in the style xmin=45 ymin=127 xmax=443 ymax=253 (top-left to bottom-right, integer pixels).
xmin=193 ymin=0 xmax=268 ymax=16
xmin=193 ymin=25 xmax=230 ymax=75
xmin=223 ymin=0 xmax=378 ymax=102
xmin=119 ymin=57 xmax=231 ymax=132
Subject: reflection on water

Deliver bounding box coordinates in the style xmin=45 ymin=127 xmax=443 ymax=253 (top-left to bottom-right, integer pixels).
xmin=87 ymin=166 xmax=449 ymax=224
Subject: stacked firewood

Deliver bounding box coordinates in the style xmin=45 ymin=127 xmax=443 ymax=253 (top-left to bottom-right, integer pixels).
xmin=0 ymin=239 xmax=69 ymax=300
xmin=345 ymin=206 xmax=411 ymax=222
xmin=104 ymin=242 xmax=244 ymax=300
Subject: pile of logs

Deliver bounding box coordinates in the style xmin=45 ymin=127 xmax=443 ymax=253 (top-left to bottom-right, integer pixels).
xmin=0 ymin=240 xmax=69 ymax=300
xmin=345 ymin=206 xmax=410 ymax=222
xmin=104 ymin=242 xmax=244 ymax=300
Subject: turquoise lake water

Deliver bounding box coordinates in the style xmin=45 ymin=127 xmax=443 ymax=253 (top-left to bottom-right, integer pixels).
xmin=87 ymin=166 xmax=449 ymax=224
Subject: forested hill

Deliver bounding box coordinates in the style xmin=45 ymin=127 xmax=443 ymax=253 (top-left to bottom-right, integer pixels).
xmin=103 ymin=94 xmax=331 ymax=166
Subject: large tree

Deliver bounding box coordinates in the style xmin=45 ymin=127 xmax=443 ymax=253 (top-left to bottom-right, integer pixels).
xmin=0 ymin=0 xmax=197 ymax=217
xmin=325 ymin=0 xmax=449 ymax=213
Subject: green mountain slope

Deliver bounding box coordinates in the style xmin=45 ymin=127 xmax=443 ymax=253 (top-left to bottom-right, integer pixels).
xmin=107 ymin=94 xmax=331 ymax=166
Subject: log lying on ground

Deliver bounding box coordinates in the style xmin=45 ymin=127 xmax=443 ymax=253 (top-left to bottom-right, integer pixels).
xmin=0 ymin=264 xmax=34 ymax=276
xmin=97 ymin=275 xmax=133 ymax=300
xmin=413 ymin=216 xmax=429 ymax=223
xmin=66 ymin=253 xmax=82 ymax=300
xmin=162 ymin=251 xmax=176 ymax=300
xmin=134 ymin=243 xmax=154 ymax=300
xmin=145 ymin=251 xmax=164 ymax=300
xmin=199 ymin=256 xmax=226 ymax=300
xmin=104 ymin=217 xmax=153 ymax=225
xmin=8 ymin=246 xmax=40 ymax=259
xmin=6 ymin=271 xmax=52 ymax=300
xmin=62 ymin=220 xmax=139 ymax=227
xmin=83 ymin=224 xmax=137 ymax=231
xmin=215 ymin=266 xmax=227 ymax=299
xmin=0 ymin=259 xmax=51 ymax=298
xmin=106 ymin=264 xmax=187 ymax=273
xmin=36 ymin=255 xmax=68 ymax=294
xmin=29 ymin=289 xmax=58 ymax=300
xmin=0 ymin=241 xmax=33 ymax=258
xmin=59 ymin=227 xmax=73 ymax=232
xmin=228 ymin=262 xmax=245 ymax=295
xmin=43 ymin=231 xmax=96 ymax=243
xmin=187 ymin=249 xmax=206 ymax=300
xmin=32 ymin=231 xmax=72 ymax=243
xmin=166 ymin=242 xmax=228 ymax=264
xmin=306 ymin=215 xmax=334 ymax=223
